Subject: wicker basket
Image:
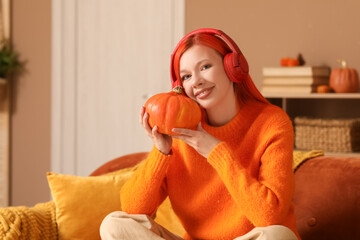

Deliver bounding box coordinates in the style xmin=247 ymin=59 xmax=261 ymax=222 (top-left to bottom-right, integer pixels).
xmin=294 ymin=117 xmax=360 ymax=152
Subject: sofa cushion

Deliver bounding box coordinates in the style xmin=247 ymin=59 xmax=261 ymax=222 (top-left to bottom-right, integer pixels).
xmin=47 ymin=161 xmax=185 ymax=240
xmin=47 ymin=169 xmax=135 ymax=240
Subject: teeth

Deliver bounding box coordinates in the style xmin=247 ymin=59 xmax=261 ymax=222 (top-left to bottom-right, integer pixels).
xmin=198 ymin=89 xmax=208 ymax=97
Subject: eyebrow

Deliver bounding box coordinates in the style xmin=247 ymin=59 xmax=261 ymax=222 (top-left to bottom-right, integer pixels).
xmin=179 ymin=59 xmax=211 ymax=75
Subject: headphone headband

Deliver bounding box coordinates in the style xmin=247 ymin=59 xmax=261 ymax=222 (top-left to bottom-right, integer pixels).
xmin=170 ymin=28 xmax=248 ymax=88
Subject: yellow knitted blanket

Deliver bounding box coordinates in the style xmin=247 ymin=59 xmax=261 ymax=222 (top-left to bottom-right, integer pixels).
xmin=293 ymin=149 xmax=324 ymax=171
xmin=0 ymin=201 xmax=57 ymax=240
xmin=0 ymin=150 xmax=324 ymax=240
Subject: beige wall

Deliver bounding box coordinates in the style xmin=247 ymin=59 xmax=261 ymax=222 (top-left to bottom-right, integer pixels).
xmin=186 ymin=0 xmax=360 ymax=88
xmin=11 ymin=0 xmax=51 ymax=206
xmin=8 ymin=0 xmax=360 ymax=206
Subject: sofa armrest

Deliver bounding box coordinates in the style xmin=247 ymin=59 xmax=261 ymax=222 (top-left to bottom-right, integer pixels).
xmin=0 ymin=201 xmax=57 ymax=240
xmin=293 ymin=155 xmax=360 ymax=240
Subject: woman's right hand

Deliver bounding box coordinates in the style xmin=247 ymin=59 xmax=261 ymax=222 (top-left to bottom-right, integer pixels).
xmin=140 ymin=106 xmax=172 ymax=155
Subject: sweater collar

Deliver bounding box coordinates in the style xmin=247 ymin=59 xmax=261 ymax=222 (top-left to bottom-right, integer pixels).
xmin=201 ymin=100 xmax=267 ymax=140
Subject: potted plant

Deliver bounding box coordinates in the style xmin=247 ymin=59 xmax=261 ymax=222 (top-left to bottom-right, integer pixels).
xmin=0 ymin=43 xmax=21 ymax=84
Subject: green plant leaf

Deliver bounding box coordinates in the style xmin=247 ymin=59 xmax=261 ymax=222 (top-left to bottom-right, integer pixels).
xmin=0 ymin=44 xmax=22 ymax=78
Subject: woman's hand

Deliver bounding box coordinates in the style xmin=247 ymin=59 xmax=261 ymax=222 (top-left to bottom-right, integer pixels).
xmin=140 ymin=106 xmax=172 ymax=155
xmin=172 ymin=123 xmax=221 ymax=158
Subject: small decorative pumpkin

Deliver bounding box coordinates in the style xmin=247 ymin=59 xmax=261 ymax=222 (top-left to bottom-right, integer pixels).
xmin=280 ymin=54 xmax=305 ymax=67
xmin=280 ymin=57 xmax=299 ymax=67
xmin=329 ymin=60 xmax=359 ymax=93
xmin=144 ymin=86 xmax=202 ymax=135
xmin=316 ymin=85 xmax=331 ymax=93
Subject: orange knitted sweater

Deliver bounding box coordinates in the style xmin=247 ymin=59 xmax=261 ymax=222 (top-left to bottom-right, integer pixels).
xmin=120 ymin=101 xmax=300 ymax=240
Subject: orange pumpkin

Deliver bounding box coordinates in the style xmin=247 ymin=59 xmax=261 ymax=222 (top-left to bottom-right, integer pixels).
xmin=316 ymin=85 xmax=331 ymax=93
xmin=280 ymin=57 xmax=299 ymax=67
xmin=144 ymin=86 xmax=202 ymax=135
xmin=280 ymin=54 xmax=306 ymax=67
xmin=330 ymin=60 xmax=359 ymax=93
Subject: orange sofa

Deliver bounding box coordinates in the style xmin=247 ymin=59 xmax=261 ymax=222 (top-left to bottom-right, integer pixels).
xmin=1 ymin=152 xmax=359 ymax=240
xmin=91 ymin=152 xmax=360 ymax=240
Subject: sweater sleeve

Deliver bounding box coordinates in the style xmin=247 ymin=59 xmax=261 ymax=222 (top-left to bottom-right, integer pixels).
xmin=120 ymin=146 xmax=171 ymax=217
xmin=207 ymin=113 xmax=295 ymax=227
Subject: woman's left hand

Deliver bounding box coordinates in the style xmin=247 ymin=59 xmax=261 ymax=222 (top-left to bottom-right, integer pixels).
xmin=172 ymin=122 xmax=221 ymax=158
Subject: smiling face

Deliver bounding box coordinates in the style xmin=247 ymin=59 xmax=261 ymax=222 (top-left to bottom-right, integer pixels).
xmin=179 ymin=44 xmax=236 ymax=114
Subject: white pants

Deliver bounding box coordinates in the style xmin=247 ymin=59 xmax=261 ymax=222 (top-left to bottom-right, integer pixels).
xmin=100 ymin=211 xmax=298 ymax=240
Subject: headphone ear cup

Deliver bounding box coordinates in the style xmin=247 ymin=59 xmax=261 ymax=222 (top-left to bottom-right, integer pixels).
xmin=223 ymin=53 xmax=249 ymax=83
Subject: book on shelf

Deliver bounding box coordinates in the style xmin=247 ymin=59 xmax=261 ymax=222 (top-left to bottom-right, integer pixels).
xmin=262 ymin=76 xmax=329 ymax=86
xmin=262 ymin=66 xmax=331 ymax=77
xmin=261 ymin=84 xmax=318 ymax=93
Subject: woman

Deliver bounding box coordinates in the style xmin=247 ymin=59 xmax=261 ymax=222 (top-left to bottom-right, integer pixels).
xmin=100 ymin=28 xmax=300 ymax=240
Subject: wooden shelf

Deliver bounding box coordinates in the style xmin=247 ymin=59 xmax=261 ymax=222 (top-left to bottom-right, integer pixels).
xmin=265 ymin=93 xmax=360 ymax=158
xmin=262 ymin=92 xmax=360 ymax=99
xmin=264 ymin=93 xmax=360 ymax=119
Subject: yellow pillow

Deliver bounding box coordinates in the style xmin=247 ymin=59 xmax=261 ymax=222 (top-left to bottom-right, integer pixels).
xmin=156 ymin=197 xmax=185 ymax=237
xmin=47 ymin=162 xmax=185 ymax=240
xmin=47 ymin=170 xmax=133 ymax=240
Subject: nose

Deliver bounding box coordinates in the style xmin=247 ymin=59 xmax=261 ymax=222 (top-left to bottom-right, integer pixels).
xmin=191 ymin=72 xmax=203 ymax=88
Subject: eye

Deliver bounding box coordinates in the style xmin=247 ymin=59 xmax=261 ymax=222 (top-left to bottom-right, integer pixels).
xmin=201 ymin=64 xmax=211 ymax=70
xmin=181 ymin=74 xmax=191 ymax=81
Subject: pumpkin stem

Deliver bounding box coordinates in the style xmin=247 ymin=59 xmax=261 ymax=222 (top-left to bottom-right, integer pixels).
xmin=173 ymin=86 xmax=183 ymax=94
xmin=337 ymin=59 xmax=347 ymax=68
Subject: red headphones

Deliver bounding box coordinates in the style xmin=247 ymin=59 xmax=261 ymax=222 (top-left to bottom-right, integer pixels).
xmin=170 ymin=28 xmax=249 ymax=88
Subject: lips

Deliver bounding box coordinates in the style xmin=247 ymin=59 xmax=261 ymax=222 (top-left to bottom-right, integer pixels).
xmin=195 ymin=87 xmax=213 ymax=99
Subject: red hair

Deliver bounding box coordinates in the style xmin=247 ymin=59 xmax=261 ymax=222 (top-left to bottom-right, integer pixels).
xmin=172 ymin=33 xmax=268 ymax=105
